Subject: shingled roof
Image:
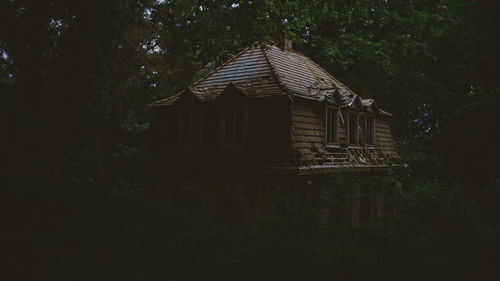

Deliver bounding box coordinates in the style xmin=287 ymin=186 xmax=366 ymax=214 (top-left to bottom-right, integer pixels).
xmin=151 ymin=42 xmax=389 ymax=116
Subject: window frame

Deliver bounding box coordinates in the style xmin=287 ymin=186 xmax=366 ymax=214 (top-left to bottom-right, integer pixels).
xmin=366 ymin=114 xmax=376 ymax=147
xmin=346 ymin=111 xmax=360 ymax=147
xmin=325 ymin=105 xmax=340 ymax=148
xmin=219 ymin=101 xmax=249 ymax=149
xmin=178 ymin=103 xmax=203 ymax=148
xmin=360 ymin=113 xmax=367 ymax=144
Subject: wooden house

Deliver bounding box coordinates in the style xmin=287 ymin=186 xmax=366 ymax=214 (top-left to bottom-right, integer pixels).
xmin=149 ymin=39 xmax=399 ymax=224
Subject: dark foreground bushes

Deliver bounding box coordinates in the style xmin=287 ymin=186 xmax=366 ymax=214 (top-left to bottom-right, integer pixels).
xmin=7 ymin=174 xmax=500 ymax=281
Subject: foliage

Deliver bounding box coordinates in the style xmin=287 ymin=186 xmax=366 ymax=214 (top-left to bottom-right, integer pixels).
xmin=2 ymin=0 xmax=500 ymax=280
xmin=6 ymin=174 xmax=498 ymax=280
xmin=2 ymin=0 xmax=499 ymax=190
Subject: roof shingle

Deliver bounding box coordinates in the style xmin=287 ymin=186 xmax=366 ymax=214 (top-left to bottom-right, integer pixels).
xmin=151 ymin=42 xmax=390 ymax=116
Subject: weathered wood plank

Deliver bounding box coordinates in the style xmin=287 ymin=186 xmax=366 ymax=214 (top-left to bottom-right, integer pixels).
xmin=292 ymin=115 xmax=322 ymax=124
xmin=293 ymin=123 xmax=325 ymax=131
xmin=294 ymin=135 xmax=324 ymax=143
xmin=376 ymin=136 xmax=393 ymax=142
xmin=376 ymin=124 xmax=391 ymax=131
xmin=294 ymin=129 xmax=325 ymax=137
xmin=376 ymin=130 xmax=392 ymax=135
xmin=292 ymin=108 xmax=320 ymax=118
xmin=293 ymin=142 xmax=314 ymax=148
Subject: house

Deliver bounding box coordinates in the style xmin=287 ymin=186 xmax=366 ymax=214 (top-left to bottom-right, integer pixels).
xmin=149 ymin=39 xmax=399 ymax=224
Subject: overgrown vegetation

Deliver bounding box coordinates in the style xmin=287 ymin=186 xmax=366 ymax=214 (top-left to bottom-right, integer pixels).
xmin=2 ymin=0 xmax=499 ymax=280
xmin=7 ymin=173 xmax=498 ymax=280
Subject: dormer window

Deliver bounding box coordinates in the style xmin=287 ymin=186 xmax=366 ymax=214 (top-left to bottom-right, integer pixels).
xmin=325 ymin=106 xmax=339 ymax=146
xmin=347 ymin=112 xmax=359 ymax=146
xmin=366 ymin=115 xmax=376 ymax=145
xmin=178 ymin=104 xmax=202 ymax=145
xmin=220 ymin=102 xmax=248 ymax=146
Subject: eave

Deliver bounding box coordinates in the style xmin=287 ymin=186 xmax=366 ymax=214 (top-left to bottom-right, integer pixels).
xmin=161 ymin=163 xmax=406 ymax=176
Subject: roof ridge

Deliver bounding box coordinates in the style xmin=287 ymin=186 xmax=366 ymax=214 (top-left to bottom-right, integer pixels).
xmin=260 ymin=44 xmax=289 ymax=94
xmin=190 ymin=41 xmax=261 ymax=89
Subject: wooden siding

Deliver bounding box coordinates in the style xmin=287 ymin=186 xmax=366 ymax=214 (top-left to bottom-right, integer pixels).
xmin=291 ymin=103 xmax=326 ymax=164
xmin=339 ymin=118 xmax=348 ymax=144
xmin=375 ymin=117 xmax=398 ymax=157
xmin=291 ymin=101 xmax=398 ymax=166
xmin=151 ymin=97 xmax=399 ymax=173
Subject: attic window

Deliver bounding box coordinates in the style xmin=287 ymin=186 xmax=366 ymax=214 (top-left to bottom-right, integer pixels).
xmin=178 ymin=104 xmax=202 ymax=145
xmin=220 ymin=102 xmax=248 ymax=146
xmin=366 ymin=115 xmax=376 ymax=145
xmin=347 ymin=112 xmax=359 ymax=146
xmin=325 ymin=106 xmax=339 ymax=145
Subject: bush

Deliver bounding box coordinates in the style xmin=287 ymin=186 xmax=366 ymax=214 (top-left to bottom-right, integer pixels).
xmin=9 ymin=170 xmax=500 ymax=280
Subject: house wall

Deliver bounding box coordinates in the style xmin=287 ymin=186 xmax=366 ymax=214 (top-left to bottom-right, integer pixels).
xmin=375 ymin=117 xmax=398 ymax=157
xmin=149 ymin=97 xmax=399 ymax=228
xmin=149 ymin=96 xmax=292 ymax=171
xmin=290 ymin=100 xmax=398 ymax=165
xmin=150 ymin=97 xmax=398 ymax=170
xmin=290 ymin=101 xmax=327 ymax=164
xmin=245 ymin=97 xmax=291 ymax=165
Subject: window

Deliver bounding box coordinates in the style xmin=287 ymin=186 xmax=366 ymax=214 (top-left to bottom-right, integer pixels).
xmin=347 ymin=112 xmax=359 ymax=145
xmin=360 ymin=114 xmax=367 ymax=143
xmin=360 ymin=114 xmax=375 ymax=145
xmin=178 ymin=105 xmax=202 ymax=145
xmin=366 ymin=115 xmax=376 ymax=145
xmin=220 ymin=102 xmax=248 ymax=145
xmin=325 ymin=106 xmax=339 ymax=145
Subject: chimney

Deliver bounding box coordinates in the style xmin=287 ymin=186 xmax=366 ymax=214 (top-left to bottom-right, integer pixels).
xmin=282 ymin=36 xmax=292 ymax=51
